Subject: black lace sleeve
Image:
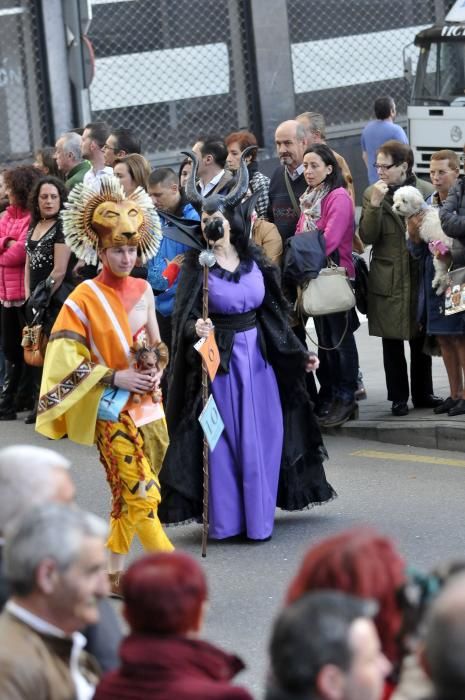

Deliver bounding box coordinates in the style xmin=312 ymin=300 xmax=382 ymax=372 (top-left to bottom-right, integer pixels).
xmin=54 ymin=218 xmax=65 ymax=244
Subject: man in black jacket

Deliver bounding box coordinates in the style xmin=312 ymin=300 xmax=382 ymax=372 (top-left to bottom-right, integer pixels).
xmin=266 ymin=591 xmax=390 ymax=700
xmin=192 ymin=136 xmax=234 ymax=198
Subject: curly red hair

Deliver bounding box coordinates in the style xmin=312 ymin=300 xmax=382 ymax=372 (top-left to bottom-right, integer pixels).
xmin=286 ymin=528 xmax=406 ymax=663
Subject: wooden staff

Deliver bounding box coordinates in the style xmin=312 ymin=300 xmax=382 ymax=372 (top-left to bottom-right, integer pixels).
xmin=201 ymin=263 xmax=209 ymax=557
xmin=199 ymin=248 xmax=215 ymax=557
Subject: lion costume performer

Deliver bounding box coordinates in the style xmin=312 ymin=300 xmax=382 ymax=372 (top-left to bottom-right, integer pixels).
xmin=36 ymin=177 xmax=173 ymax=590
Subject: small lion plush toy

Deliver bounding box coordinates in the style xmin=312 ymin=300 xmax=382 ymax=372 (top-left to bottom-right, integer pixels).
xmin=130 ymin=341 xmax=169 ymax=404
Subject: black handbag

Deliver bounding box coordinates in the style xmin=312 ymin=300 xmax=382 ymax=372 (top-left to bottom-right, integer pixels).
xmin=282 ymin=230 xmax=326 ymax=286
xmin=352 ymin=253 xmax=369 ymax=315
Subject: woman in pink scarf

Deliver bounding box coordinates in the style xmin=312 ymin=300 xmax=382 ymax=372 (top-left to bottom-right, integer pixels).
xmin=296 ymin=144 xmax=359 ymax=428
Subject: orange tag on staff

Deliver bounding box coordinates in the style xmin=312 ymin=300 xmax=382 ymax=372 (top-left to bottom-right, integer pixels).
xmin=194 ymin=330 xmax=220 ymax=382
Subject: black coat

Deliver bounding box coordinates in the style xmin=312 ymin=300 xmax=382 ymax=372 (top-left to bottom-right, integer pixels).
xmin=159 ymin=245 xmax=336 ymax=525
xmin=439 ymin=175 xmax=465 ymax=268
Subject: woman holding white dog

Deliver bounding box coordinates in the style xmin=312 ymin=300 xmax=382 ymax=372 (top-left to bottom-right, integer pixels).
xmin=359 ymin=140 xmax=442 ymax=417
xmin=408 ymin=150 xmax=465 ymax=417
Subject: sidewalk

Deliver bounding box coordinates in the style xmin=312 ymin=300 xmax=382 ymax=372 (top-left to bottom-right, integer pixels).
xmin=317 ymin=318 xmax=465 ymax=452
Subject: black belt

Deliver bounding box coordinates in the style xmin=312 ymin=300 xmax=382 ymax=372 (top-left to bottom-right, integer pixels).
xmin=210 ymin=310 xmax=256 ymax=332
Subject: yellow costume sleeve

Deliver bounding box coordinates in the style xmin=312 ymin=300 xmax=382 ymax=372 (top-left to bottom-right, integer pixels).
xmin=36 ymin=337 xmax=108 ymax=445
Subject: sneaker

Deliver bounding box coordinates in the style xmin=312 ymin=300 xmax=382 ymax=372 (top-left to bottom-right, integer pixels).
xmin=392 ymin=401 xmax=409 ymax=417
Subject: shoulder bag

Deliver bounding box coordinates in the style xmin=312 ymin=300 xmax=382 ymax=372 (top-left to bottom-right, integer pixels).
xmin=300 ymin=257 xmax=355 ymax=317
xmin=22 ymin=317 xmax=48 ymax=367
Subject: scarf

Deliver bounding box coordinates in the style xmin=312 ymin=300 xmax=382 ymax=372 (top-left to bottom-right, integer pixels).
xmin=299 ymin=184 xmax=330 ymax=231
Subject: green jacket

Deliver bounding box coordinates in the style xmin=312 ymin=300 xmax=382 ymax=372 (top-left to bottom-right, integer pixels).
xmin=65 ymin=160 xmax=91 ymax=191
xmin=359 ymin=176 xmax=434 ymax=340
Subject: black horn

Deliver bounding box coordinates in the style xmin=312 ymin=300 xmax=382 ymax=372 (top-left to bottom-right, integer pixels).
xmin=223 ymin=145 xmax=255 ymax=209
xmin=180 ymin=150 xmax=204 ymax=209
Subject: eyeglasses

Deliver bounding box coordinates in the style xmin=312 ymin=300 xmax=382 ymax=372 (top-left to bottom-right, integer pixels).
xmin=102 ymin=143 xmax=117 ymax=151
xmin=373 ymin=162 xmax=397 ymax=171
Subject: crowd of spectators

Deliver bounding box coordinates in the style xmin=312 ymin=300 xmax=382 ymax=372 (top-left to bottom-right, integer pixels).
xmin=0 ymin=445 xmax=464 ymax=700
xmin=1 ymin=93 xmax=465 ymax=698
xmin=2 ymin=94 xmax=464 ymax=423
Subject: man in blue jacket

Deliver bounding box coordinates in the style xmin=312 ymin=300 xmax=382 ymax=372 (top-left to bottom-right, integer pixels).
xmin=147 ymin=168 xmax=200 ymax=357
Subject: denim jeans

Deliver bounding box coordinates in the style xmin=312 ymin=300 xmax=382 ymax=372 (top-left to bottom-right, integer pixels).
xmin=313 ymin=309 xmax=359 ymax=403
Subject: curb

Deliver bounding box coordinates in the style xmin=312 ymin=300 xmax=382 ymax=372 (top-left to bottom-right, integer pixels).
xmin=323 ymin=419 xmax=465 ymax=452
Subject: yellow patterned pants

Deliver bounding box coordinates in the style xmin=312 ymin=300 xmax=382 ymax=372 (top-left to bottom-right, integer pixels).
xmin=95 ymin=414 xmax=173 ymax=554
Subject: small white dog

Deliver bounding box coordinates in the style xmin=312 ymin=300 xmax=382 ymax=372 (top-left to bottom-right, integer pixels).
xmin=392 ymin=185 xmax=453 ymax=295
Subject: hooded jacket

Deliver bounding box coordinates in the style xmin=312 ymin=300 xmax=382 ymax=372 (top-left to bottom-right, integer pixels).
xmin=93 ymin=635 xmax=253 ymax=700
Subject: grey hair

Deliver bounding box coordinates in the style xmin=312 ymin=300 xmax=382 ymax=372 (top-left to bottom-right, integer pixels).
xmin=0 ymin=445 xmax=71 ymax=533
xmin=59 ymin=132 xmax=83 ymax=162
xmin=295 ymin=122 xmax=307 ymax=142
xmin=4 ymin=503 xmax=107 ymax=596
xmin=297 ymin=111 xmax=327 ymax=140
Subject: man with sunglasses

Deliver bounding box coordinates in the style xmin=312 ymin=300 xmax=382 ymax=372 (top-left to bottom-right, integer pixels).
xmin=103 ymin=128 xmax=142 ymax=168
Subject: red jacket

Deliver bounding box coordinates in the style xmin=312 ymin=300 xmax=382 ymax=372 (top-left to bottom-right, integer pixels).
xmin=0 ymin=206 xmax=31 ymax=302
xmin=93 ymin=634 xmax=253 ymax=700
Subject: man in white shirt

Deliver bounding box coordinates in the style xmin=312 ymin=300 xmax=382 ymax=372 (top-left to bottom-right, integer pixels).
xmin=0 ymin=503 xmax=109 ymax=700
xmin=81 ymin=121 xmax=113 ymax=192
xmin=0 ymin=445 xmax=122 ymax=672
xmin=192 ymin=136 xmax=233 ymax=197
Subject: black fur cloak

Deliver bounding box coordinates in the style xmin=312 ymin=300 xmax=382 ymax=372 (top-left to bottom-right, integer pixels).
xmin=158 ymin=245 xmax=336 ymax=525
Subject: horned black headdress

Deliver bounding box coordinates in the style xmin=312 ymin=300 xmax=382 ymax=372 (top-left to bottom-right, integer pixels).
xmin=181 ymin=145 xmax=255 ymax=215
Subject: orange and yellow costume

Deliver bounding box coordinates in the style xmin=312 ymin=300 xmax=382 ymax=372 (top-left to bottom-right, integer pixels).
xmin=36 ymin=177 xmax=172 ymax=555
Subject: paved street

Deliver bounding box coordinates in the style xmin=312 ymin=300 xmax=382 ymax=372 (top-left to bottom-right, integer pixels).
xmin=2 ymin=315 xmax=464 ymax=696
xmin=2 ymin=416 xmax=465 ymax=695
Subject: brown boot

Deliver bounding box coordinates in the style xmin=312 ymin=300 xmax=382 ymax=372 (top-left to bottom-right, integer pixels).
xmin=108 ymin=571 xmax=123 ymax=599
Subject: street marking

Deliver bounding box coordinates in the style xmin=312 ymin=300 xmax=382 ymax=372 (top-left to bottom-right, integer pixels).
xmin=351 ymin=449 xmax=465 ymax=468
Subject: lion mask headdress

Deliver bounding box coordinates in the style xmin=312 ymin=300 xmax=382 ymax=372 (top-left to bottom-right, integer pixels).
xmin=62 ymin=176 xmax=162 ymax=266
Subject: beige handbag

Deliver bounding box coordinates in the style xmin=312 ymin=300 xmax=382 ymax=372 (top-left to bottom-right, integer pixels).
xmin=301 ymin=259 xmax=356 ymax=317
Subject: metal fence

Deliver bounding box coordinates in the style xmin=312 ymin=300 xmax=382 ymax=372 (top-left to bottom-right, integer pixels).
xmin=288 ymin=0 xmax=455 ymax=131
xmin=0 ymin=0 xmax=50 ymax=164
xmin=0 ymin=0 xmax=460 ymax=163
xmin=87 ymin=0 xmax=258 ymax=161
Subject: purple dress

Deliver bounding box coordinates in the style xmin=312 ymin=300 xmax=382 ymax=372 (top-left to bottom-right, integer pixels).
xmin=208 ymin=261 xmax=284 ymax=540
